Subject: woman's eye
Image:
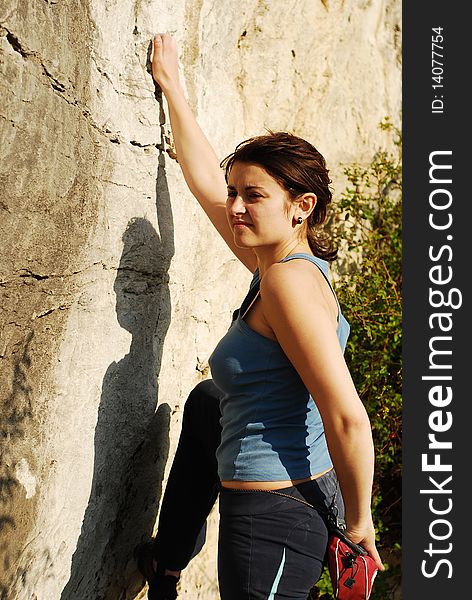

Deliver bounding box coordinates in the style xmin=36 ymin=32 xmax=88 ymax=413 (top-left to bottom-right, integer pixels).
xmin=226 ymin=191 xmax=261 ymax=200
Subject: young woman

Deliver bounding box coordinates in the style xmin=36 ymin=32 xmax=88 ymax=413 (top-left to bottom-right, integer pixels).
xmin=138 ymin=33 xmax=384 ymax=600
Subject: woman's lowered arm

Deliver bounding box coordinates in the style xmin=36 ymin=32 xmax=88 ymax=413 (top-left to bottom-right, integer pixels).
xmin=260 ymin=262 xmax=384 ymax=571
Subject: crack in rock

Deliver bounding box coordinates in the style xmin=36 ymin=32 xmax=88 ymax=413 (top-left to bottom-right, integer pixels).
xmin=33 ymin=305 xmax=71 ymax=319
xmin=129 ymin=140 xmax=159 ymax=149
xmin=0 ymin=262 xmax=115 ymax=286
xmin=5 ymin=30 xmax=68 ymax=93
xmin=2 ymin=27 xmax=151 ymax=148
xmin=19 ymin=270 xmax=49 ymax=281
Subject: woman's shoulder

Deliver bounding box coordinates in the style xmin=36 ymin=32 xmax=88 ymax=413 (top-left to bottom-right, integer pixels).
xmin=260 ymin=258 xmax=338 ymax=325
xmin=262 ymin=255 xmax=327 ymax=292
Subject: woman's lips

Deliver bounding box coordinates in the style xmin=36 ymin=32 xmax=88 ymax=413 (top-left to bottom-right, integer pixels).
xmin=233 ymin=222 xmax=252 ymax=229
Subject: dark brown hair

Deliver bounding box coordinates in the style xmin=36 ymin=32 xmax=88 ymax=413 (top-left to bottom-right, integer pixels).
xmin=220 ymin=131 xmax=337 ymax=261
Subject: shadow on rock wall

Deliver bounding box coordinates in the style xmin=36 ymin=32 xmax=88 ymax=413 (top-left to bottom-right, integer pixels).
xmin=0 ymin=330 xmax=35 ymax=599
xmin=61 ymin=152 xmax=175 ymax=600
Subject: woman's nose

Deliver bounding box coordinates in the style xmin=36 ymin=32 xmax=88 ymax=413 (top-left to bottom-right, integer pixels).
xmin=228 ymin=195 xmax=246 ymax=215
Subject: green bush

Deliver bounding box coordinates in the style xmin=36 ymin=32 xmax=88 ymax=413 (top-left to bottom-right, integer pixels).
xmin=312 ymin=119 xmax=402 ymax=599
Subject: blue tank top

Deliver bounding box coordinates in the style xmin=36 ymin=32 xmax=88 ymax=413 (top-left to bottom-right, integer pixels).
xmin=208 ymin=253 xmax=350 ymax=481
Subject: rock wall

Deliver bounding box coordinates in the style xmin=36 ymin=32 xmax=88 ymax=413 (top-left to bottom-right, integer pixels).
xmin=0 ymin=1 xmax=401 ymax=598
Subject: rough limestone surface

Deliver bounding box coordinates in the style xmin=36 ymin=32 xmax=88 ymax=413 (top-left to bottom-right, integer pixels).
xmin=0 ymin=1 xmax=401 ymax=598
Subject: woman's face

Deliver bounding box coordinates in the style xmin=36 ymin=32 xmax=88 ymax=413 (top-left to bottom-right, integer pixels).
xmin=226 ymin=162 xmax=296 ymax=249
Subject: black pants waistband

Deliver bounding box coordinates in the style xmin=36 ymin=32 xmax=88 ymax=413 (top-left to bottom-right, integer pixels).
xmin=219 ymin=468 xmax=342 ymax=517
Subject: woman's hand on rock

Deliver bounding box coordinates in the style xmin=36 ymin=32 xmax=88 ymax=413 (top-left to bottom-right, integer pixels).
xmin=151 ymin=33 xmax=181 ymax=92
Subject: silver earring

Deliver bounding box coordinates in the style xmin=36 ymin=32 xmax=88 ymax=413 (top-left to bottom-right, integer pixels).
xmin=296 ymin=216 xmax=303 ymax=224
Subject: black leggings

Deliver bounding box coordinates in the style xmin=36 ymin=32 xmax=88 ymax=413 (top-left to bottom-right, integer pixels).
xmin=153 ymin=379 xmax=222 ymax=571
xmin=152 ymin=379 xmax=343 ymax=598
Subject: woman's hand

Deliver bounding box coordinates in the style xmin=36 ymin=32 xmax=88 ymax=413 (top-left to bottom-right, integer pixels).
xmin=151 ymin=33 xmax=181 ymax=92
xmin=344 ymin=520 xmax=385 ymax=571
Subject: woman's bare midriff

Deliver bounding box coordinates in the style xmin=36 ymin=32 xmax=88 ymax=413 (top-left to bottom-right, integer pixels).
xmin=220 ymin=466 xmax=333 ymax=490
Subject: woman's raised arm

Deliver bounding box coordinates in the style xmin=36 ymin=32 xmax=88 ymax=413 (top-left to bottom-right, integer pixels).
xmin=151 ymin=34 xmax=257 ymax=273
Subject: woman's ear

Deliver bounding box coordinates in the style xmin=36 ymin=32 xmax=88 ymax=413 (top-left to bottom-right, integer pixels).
xmin=297 ymin=193 xmax=317 ymax=220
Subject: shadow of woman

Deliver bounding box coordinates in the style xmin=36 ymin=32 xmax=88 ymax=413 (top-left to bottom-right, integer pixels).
xmin=62 ymin=151 xmax=175 ymax=600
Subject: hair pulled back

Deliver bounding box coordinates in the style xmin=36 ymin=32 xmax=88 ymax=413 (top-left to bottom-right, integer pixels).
xmin=220 ymin=131 xmax=337 ymax=261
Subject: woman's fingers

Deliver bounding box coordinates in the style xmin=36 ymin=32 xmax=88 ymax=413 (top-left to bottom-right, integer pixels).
xmin=152 ymin=33 xmax=166 ymax=65
xmin=363 ymin=541 xmax=385 ymax=571
xmin=152 ymin=34 xmax=162 ymax=63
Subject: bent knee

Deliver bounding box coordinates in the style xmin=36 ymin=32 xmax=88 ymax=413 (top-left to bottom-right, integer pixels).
xmin=183 ymin=379 xmax=222 ymax=423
